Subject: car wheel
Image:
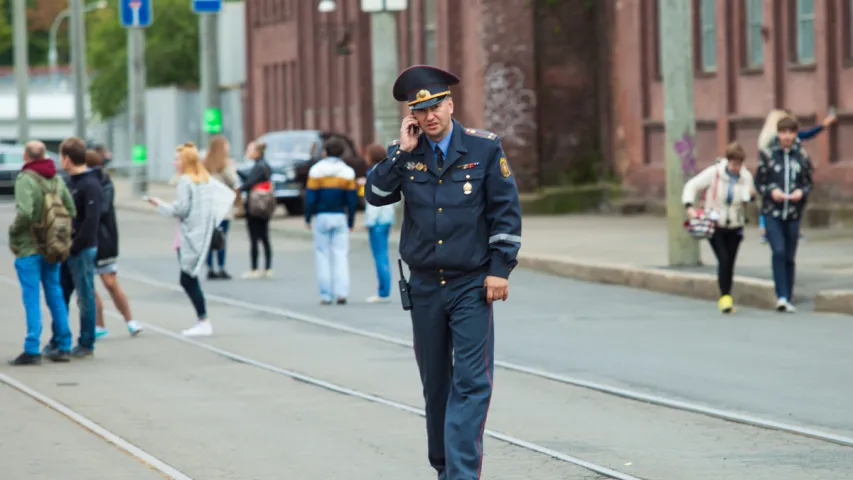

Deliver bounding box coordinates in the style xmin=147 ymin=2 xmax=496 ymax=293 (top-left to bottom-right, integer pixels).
xmin=283 ymin=199 xmax=304 ymax=216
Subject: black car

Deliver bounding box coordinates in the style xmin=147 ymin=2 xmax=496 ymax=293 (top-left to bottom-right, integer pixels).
xmin=0 ymin=145 xmax=62 ymax=195
xmin=236 ymin=130 xmax=367 ymax=216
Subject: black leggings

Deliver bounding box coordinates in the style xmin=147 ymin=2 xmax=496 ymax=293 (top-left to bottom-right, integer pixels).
xmin=177 ymin=250 xmax=207 ymax=319
xmin=247 ymin=215 xmax=272 ymax=270
xmin=708 ymin=227 xmax=743 ymax=296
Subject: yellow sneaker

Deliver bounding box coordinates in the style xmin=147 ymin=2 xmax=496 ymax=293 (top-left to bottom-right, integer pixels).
xmin=718 ymin=295 xmax=734 ymax=314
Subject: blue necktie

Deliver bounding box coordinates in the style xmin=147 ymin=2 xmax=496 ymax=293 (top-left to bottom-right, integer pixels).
xmin=435 ymin=147 xmax=444 ymax=170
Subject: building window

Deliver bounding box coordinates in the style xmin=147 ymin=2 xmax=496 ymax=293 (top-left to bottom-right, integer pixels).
xmin=745 ymin=0 xmax=763 ymax=67
xmin=698 ymin=0 xmax=717 ymax=71
xmin=423 ymin=0 xmax=436 ymax=65
xmin=795 ymin=0 xmax=815 ymax=64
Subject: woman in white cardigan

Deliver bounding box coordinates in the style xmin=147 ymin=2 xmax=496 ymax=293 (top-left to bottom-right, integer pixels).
xmin=682 ymin=142 xmax=755 ymax=314
xmin=147 ymin=142 xmax=234 ymax=336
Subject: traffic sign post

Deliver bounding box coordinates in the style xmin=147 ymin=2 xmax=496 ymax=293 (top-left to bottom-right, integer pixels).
xmin=196 ymin=0 xmax=222 ymax=145
xmin=120 ymin=0 xmax=151 ymax=195
xmin=193 ymin=0 xmax=222 ymax=13
xmin=120 ymin=0 xmax=151 ymax=28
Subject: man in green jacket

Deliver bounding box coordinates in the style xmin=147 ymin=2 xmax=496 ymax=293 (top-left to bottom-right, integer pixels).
xmin=8 ymin=141 xmax=77 ymax=365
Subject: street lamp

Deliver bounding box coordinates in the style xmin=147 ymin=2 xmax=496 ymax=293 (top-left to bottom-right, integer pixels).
xmin=318 ymin=0 xmax=337 ymax=13
xmin=48 ymin=0 xmax=107 ymax=83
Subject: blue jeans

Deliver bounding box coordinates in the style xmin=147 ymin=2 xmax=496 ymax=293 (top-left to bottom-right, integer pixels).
xmin=15 ymin=255 xmax=72 ymax=354
xmin=368 ymin=224 xmax=392 ymax=298
xmin=311 ymin=213 xmax=350 ymax=301
xmin=765 ymin=217 xmax=800 ymax=301
xmin=206 ymin=219 xmax=230 ymax=269
xmin=67 ymin=247 xmax=98 ymax=349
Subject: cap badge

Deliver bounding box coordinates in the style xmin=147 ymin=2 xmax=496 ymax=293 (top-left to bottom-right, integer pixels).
xmin=416 ymin=89 xmax=430 ymax=100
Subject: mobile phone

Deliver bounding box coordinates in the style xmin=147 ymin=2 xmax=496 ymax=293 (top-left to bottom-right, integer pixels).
xmin=409 ymin=124 xmax=420 ymax=136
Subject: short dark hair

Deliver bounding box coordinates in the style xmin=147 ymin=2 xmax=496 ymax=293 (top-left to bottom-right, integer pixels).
xmin=777 ymin=116 xmax=799 ymax=133
xmin=60 ymin=137 xmax=88 ymax=166
xmin=724 ymin=142 xmax=746 ymax=162
xmin=323 ymin=138 xmax=346 ymax=158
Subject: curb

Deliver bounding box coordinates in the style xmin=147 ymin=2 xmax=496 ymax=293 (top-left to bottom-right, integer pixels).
xmin=114 ymin=202 xmax=780 ymax=311
xmin=814 ymin=290 xmax=853 ymax=315
xmin=517 ymin=254 xmax=779 ymax=310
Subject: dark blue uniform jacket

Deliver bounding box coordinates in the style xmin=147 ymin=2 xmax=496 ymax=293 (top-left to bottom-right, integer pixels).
xmin=365 ymin=120 xmax=522 ymax=279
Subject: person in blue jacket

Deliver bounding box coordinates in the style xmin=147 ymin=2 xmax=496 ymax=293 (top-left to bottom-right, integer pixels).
xmin=364 ymin=65 xmax=522 ymax=480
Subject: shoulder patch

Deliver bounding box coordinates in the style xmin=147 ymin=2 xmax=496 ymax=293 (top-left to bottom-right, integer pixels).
xmin=499 ymin=157 xmax=512 ymax=178
xmin=463 ymin=128 xmax=499 ymax=141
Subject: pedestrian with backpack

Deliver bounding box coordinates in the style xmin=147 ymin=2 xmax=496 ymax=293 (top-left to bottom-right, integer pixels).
xmin=8 ymin=141 xmax=77 ymax=365
xmin=239 ymin=141 xmax=275 ymax=279
xmin=53 ymin=136 xmax=103 ymax=359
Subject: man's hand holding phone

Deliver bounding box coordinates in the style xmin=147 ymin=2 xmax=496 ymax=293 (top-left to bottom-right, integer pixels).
xmin=399 ymin=115 xmax=420 ymax=152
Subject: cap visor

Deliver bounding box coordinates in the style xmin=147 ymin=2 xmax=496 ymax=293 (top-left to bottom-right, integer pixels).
xmin=409 ymin=95 xmax=447 ymax=111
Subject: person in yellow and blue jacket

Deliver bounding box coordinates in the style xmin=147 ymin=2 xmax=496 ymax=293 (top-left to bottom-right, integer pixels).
xmin=304 ymin=137 xmax=359 ymax=305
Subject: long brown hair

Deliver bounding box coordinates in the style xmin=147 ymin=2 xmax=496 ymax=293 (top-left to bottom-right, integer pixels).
xmin=203 ymin=135 xmax=229 ymax=173
xmin=177 ymin=142 xmax=210 ymax=184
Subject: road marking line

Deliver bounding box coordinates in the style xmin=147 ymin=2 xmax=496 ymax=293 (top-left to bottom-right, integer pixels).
xmin=0 ymin=274 xmax=639 ymax=479
xmin=118 ymin=271 xmax=853 ymax=449
xmin=0 ymin=372 xmax=194 ymax=480
xmin=120 ymin=317 xmax=643 ymax=480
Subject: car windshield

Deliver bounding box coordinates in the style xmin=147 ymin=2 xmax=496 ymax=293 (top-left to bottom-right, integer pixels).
xmin=260 ymin=133 xmax=318 ymax=160
xmin=0 ymin=151 xmax=25 ymax=165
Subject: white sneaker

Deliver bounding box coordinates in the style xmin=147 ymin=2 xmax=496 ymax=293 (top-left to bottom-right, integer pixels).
xmin=776 ymin=298 xmax=788 ymax=312
xmin=785 ymin=302 xmax=797 ymax=313
xmin=182 ymin=321 xmax=213 ymax=337
xmin=242 ymin=270 xmax=263 ymax=279
xmin=366 ymin=296 xmax=391 ymax=304
xmin=127 ymin=320 xmax=143 ymax=336
xmin=262 ymin=269 xmax=274 ymax=278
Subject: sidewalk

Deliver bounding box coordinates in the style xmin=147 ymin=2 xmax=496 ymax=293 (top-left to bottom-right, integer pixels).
xmin=112 ymin=177 xmax=853 ymax=315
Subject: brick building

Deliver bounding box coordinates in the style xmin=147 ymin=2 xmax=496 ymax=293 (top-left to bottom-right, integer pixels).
xmin=243 ymin=0 xmax=610 ymax=192
xmin=613 ymin=0 xmax=853 ymax=201
xmin=244 ymin=0 xmax=853 ymax=200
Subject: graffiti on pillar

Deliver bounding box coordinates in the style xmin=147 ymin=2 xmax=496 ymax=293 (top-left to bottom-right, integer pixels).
xmin=674 ymin=130 xmax=697 ymax=178
xmin=483 ymin=63 xmax=537 ymax=147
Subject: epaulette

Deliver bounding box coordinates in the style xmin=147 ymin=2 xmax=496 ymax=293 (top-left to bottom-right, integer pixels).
xmin=387 ymin=139 xmax=400 ymax=148
xmin=463 ymin=128 xmax=499 ymax=141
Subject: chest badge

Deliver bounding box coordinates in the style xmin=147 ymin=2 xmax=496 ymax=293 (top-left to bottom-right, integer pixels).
xmin=463 ymin=182 xmax=473 ymax=195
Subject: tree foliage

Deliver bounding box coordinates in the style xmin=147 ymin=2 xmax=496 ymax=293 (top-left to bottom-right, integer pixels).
xmin=0 ymin=0 xmax=12 ymax=60
xmin=87 ymin=0 xmax=199 ymax=118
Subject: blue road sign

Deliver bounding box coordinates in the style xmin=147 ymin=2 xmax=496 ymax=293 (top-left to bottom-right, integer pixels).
xmin=193 ymin=0 xmax=223 ymax=13
xmin=119 ymin=0 xmax=152 ymax=28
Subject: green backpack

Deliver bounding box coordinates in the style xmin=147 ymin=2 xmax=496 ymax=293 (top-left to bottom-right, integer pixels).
xmin=24 ymin=171 xmax=73 ymax=263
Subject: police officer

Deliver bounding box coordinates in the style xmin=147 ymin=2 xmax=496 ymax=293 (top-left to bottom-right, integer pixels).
xmin=364 ymin=65 xmax=522 ymax=480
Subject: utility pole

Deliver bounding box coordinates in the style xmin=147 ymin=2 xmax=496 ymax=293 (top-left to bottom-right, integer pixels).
xmin=12 ymin=0 xmax=29 ymax=143
xmin=128 ymin=28 xmax=147 ymax=195
xmin=70 ymin=0 xmax=88 ymax=139
xmin=369 ymin=11 xmax=400 ymax=145
xmin=199 ymin=12 xmax=221 ymax=146
xmin=659 ymin=0 xmax=700 ymax=267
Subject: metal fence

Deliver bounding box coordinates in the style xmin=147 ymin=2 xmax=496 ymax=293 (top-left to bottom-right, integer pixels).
xmin=103 ymin=85 xmax=244 ymax=183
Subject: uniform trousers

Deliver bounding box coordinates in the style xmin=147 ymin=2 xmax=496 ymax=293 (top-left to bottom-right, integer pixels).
xmin=409 ymin=269 xmax=494 ymax=480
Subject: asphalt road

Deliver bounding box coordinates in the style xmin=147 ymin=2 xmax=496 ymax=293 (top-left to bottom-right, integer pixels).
xmin=0 ymin=203 xmax=852 ymax=479
xmin=102 ymin=207 xmax=853 ymax=436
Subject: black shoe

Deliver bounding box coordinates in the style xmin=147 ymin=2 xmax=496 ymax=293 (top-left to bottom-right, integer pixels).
xmin=207 ymin=270 xmax=220 ymax=280
xmin=218 ymin=270 xmax=232 ymax=280
xmin=9 ymin=352 xmax=42 ymax=366
xmin=336 ymin=298 xmax=347 ymax=305
xmin=70 ymin=346 xmax=94 ymax=359
xmin=45 ymin=348 xmax=71 ymax=363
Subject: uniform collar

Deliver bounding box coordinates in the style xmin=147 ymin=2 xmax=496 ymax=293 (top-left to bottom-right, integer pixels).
xmin=427 ymin=122 xmax=454 ymax=157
